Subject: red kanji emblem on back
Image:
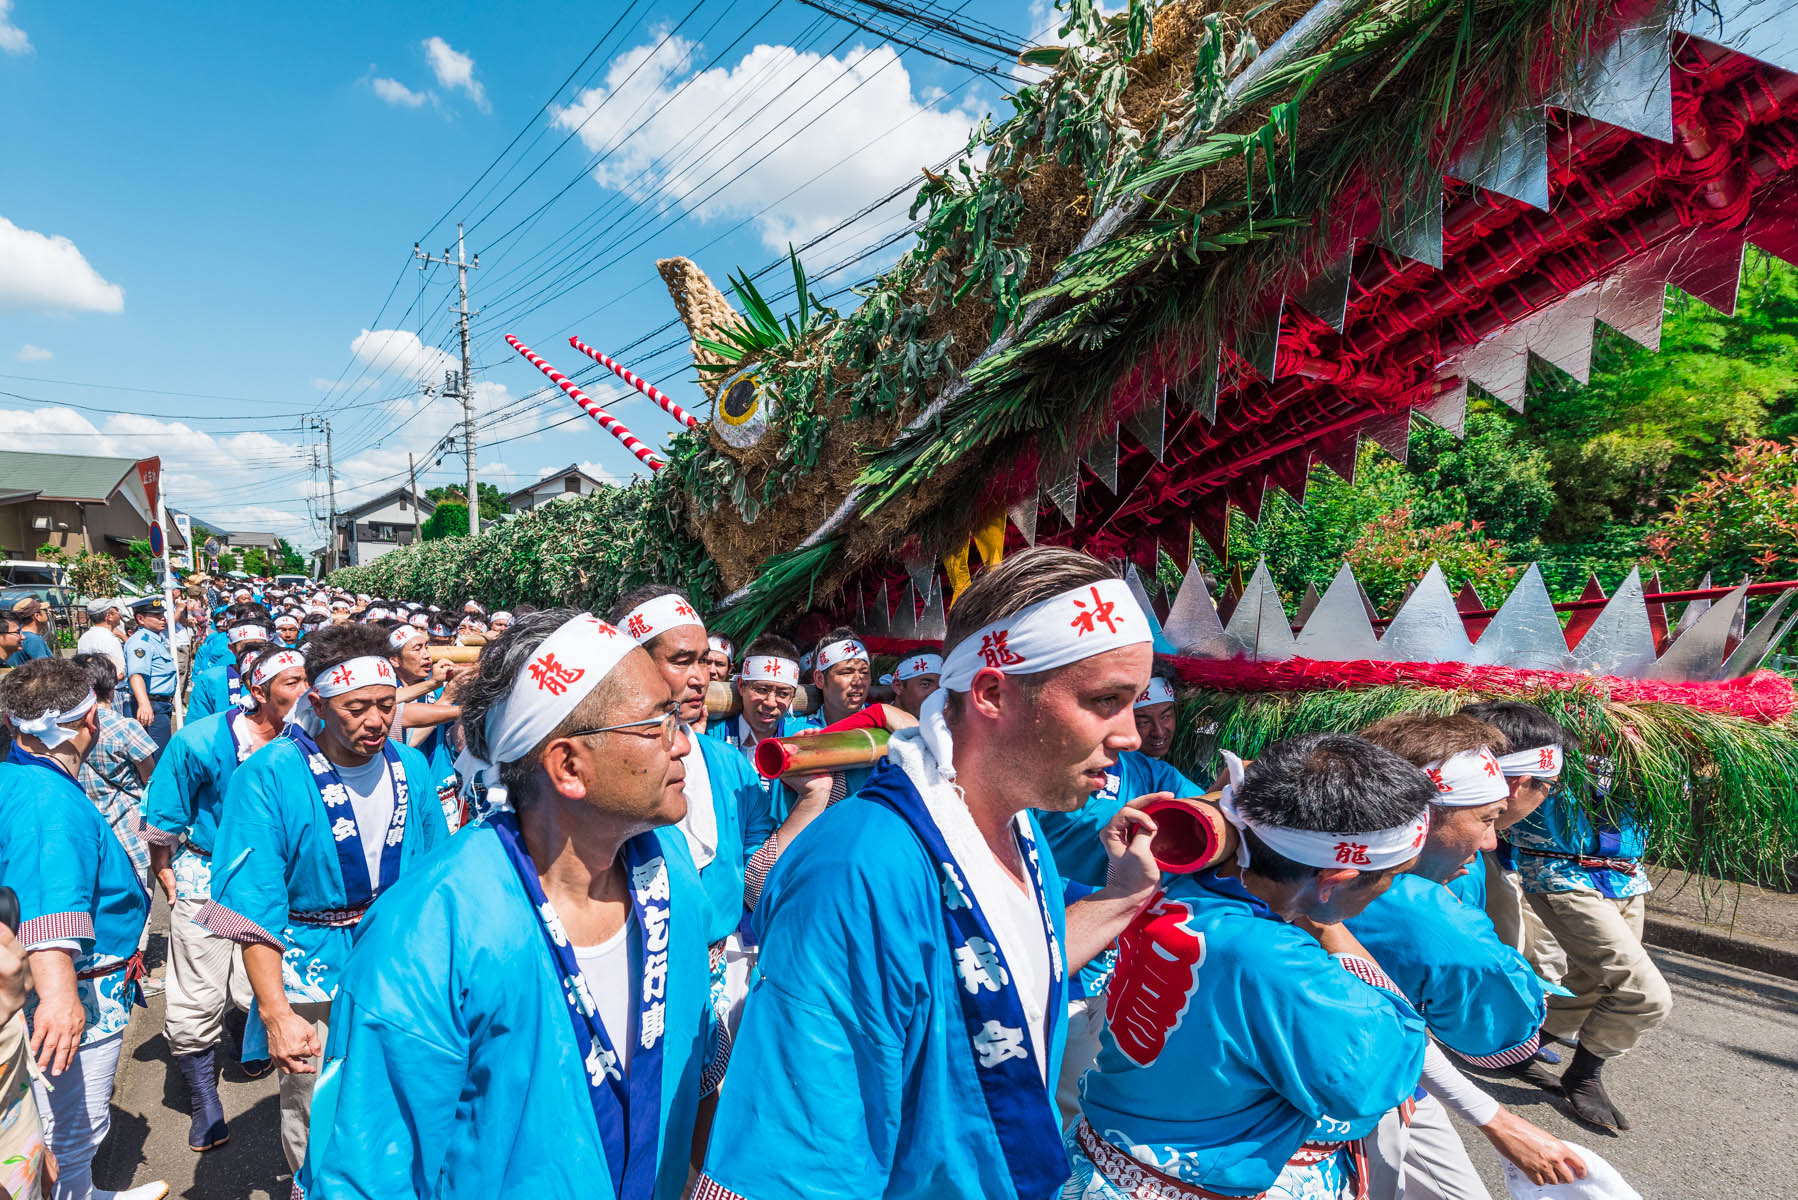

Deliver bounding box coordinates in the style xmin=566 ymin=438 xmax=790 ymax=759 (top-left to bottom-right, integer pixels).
xmin=1068 ymin=584 xmax=1121 ymax=636
xmin=1106 ymin=893 xmax=1205 ymax=1067
xmin=978 ymin=630 xmax=1025 ymax=668
xmin=528 ymin=652 xmax=584 ymax=695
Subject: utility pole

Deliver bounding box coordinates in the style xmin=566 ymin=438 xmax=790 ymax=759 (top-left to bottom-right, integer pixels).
xmin=415 ymin=224 xmax=481 ymax=536
xmin=309 ymin=416 xmax=337 ymax=571
xmin=408 ymin=452 xmax=421 ymax=542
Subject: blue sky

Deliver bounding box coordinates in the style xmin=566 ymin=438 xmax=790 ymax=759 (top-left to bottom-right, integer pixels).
xmin=0 ymin=0 xmax=1057 ymax=548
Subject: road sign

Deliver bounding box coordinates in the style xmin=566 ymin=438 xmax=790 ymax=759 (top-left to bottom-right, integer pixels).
xmin=148 ymin=521 xmax=165 ymax=556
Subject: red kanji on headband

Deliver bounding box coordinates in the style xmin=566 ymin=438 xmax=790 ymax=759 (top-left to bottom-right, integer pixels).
xmin=528 ymin=653 xmax=585 ymax=696
xmin=625 ymin=614 xmax=650 ymax=640
xmin=1334 ymin=842 xmax=1371 ymax=866
xmin=978 ymin=630 xmax=1025 ymax=668
xmin=1068 ymin=585 xmax=1121 ymax=636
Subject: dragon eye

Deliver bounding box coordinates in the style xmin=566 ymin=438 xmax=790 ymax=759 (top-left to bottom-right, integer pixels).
xmin=714 ymin=364 xmax=773 ymax=448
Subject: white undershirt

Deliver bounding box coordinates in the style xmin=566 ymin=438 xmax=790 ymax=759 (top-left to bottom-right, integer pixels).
xmin=572 ymin=913 xmax=642 ymax=1076
xmin=900 ymin=731 xmax=1053 ymax=1080
xmin=335 ymin=753 xmax=396 ymax=883
xmin=676 ymin=724 xmax=718 ymax=870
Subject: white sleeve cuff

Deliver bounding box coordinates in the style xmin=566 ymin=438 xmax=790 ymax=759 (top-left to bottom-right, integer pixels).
xmin=1422 ymin=1041 xmax=1502 ymax=1127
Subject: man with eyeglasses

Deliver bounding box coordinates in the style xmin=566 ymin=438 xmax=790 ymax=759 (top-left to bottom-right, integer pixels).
xmin=198 ymin=623 xmax=448 ymax=1172
xmin=299 ymin=609 xmax=725 ymax=1200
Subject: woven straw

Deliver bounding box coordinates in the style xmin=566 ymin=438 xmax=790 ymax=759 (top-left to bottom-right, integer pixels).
xmin=657 ymin=257 xmax=741 ymax=401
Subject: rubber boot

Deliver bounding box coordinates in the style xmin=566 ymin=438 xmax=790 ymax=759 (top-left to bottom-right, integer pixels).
xmin=224 ymin=1007 xmax=272 ymax=1079
xmin=174 ymin=1049 xmax=230 ymax=1151
xmin=1559 ymin=1045 xmax=1629 ymax=1132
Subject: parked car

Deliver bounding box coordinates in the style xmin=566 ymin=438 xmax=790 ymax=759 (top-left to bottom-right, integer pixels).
xmin=0 ymin=560 xmax=66 ymax=588
xmin=0 ymin=584 xmax=79 ymax=641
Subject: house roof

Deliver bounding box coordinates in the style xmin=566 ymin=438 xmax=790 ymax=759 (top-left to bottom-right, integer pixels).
xmin=505 ymin=463 xmax=608 ymax=503
xmin=227 ymin=531 xmax=281 ymax=550
xmin=338 ymin=486 xmax=435 ymax=521
xmin=0 ymin=450 xmax=138 ymax=503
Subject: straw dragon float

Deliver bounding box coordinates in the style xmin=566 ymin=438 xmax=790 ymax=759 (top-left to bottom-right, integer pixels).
xmin=354 ymin=0 xmax=1798 ymax=879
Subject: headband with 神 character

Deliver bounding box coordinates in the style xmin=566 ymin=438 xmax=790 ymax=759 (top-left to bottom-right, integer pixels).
xmin=454 ymin=613 xmax=638 ymax=806
xmin=1134 ymin=676 xmax=1176 ymax=708
xmin=741 ymin=655 xmax=799 ymax=685
xmin=228 ymin=625 xmax=269 ymax=646
xmin=1216 ymin=750 xmax=1430 ymax=871
xmin=1422 ymin=747 xmax=1510 ymax=806
xmin=1493 ymin=745 xmax=1563 ymax=779
xmin=312 ymin=656 xmax=397 ymax=697
xmin=893 ymin=652 xmax=943 ymax=682
xmin=620 ymin=593 xmax=704 ymax=645
xmin=389 ymin=625 xmax=427 ymax=651
xmin=815 ymin=638 xmax=869 ymax=671
xmin=921 ymin=578 xmax=1149 ymax=778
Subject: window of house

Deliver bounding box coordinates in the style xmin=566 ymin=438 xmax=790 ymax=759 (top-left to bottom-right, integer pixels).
xmin=565 ymin=476 xmax=581 ymax=493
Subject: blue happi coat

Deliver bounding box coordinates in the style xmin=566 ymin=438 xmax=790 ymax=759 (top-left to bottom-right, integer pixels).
xmin=1078 ymin=870 xmax=1426 ymax=1198
xmin=186 ymin=663 xmax=238 ymax=720
xmin=683 ymin=732 xmax=761 ymax=945
xmin=297 ymin=821 xmax=718 ymax=1200
xmin=192 ymin=630 xmax=233 ymax=675
xmin=201 ymin=736 xmax=447 ymax=1010
xmin=1345 ymin=872 xmax=1546 ymax=1064
xmin=0 ymin=749 xmax=150 ymax=1045
xmin=701 ymin=744 xmax=1073 ymax=1200
xmin=141 ymin=710 xmax=257 ymax=901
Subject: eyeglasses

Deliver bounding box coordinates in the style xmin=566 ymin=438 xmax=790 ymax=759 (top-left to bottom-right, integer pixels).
xmin=563 ymin=709 xmax=682 ymax=748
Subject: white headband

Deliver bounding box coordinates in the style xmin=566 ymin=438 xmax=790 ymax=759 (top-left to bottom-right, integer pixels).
xmin=708 ymin=634 xmax=735 ymax=660
xmin=367 ymin=607 xmax=391 ymax=621
xmin=453 ymin=613 xmax=638 ymax=807
xmin=409 ymin=613 xmax=429 ymax=627
xmin=815 ymin=638 xmax=869 ymax=671
xmin=1493 ymin=744 xmax=1563 ymax=779
xmin=389 ymin=625 xmax=427 ymax=651
xmin=312 ymin=656 xmax=397 ymax=697
xmin=742 ymin=655 xmax=799 ymax=685
xmin=251 ymin=649 xmax=307 ymax=689
xmin=491 ymin=611 xmax=513 ymax=622
xmin=1423 ymin=747 xmax=1510 ymax=807
xmin=621 ymin=593 xmax=703 ymax=645
xmin=1216 ymin=750 xmax=1430 ymax=871
xmin=920 ymin=578 xmax=1150 ymax=778
xmin=1135 ymin=676 xmax=1176 ymax=708
xmin=228 ymin=625 xmax=269 ymax=646
xmin=893 ymin=652 xmax=943 ymax=681
xmin=12 ymin=692 xmax=97 ymax=751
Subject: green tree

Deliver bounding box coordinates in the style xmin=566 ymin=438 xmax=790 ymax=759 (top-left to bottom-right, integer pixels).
xmin=1406 ymin=410 xmax=1557 ymax=545
xmin=425 ymin=482 xmax=507 ymax=514
xmin=123 ymin=539 xmax=154 ymax=586
xmin=241 ymin=547 xmax=270 ymax=576
xmin=275 ymin=538 xmax=307 ymax=575
xmin=1344 ymin=505 xmax=1517 ymax=610
xmin=66 ymin=549 xmax=119 ymax=598
xmin=1648 ymin=438 xmax=1798 ymax=586
xmin=421 ymin=501 xmax=469 ymax=541
xmin=215 ymin=549 xmax=238 ymax=574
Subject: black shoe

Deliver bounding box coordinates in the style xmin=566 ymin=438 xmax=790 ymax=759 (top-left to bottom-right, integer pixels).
xmin=240 ymin=1057 xmax=274 ymax=1080
xmin=1559 ymin=1046 xmax=1630 ymax=1132
xmin=173 ymin=1050 xmax=230 ymax=1151
xmin=1501 ymin=1057 xmax=1562 ymax=1092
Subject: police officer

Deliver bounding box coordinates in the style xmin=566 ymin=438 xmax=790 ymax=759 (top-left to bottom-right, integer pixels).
xmin=125 ymin=597 xmax=179 ymax=748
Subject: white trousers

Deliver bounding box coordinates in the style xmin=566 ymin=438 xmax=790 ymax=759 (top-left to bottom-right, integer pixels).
xmin=1366 ymin=1095 xmax=1490 ymax=1200
xmin=278 ymin=1001 xmax=332 ymax=1173
xmin=163 ymin=895 xmax=253 ymax=1055
xmin=1055 ymin=996 xmax=1105 ymax=1130
xmin=30 ymin=1032 xmax=124 ymax=1200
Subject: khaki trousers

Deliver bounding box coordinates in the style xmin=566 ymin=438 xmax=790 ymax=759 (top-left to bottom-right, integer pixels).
xmin=163 ymin=895 xmax=254 ymax=1055
xmin=1524 ymin=890 xmax=1671 ymax=1058
xmin=1367 ymin=1094 xmax=1490 ymax=1200
xmin=278 ymin=1000 xmax=332 ymax=1173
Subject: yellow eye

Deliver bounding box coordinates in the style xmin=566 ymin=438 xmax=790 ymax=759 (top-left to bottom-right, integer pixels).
xmin=714 ymin=365 xmax=773 ymax=448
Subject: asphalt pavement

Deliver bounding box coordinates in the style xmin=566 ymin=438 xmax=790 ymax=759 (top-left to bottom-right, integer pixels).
xmin=88 ymin=907 xmax=1796 ymax=1199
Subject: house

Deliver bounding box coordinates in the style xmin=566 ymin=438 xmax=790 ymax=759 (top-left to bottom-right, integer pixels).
xmin=0 ymin=450 xmax=189 ymax=561
xmin=226 ymin=531 xmax=282 ymax=553
xmin=504 ymin=464 xmax=611 ymax=513
xmin=333 ymin=487 xmax=434 ymax=568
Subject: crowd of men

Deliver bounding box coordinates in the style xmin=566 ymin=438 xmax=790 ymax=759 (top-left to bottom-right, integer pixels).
xmin=0 ymin=549 xmax=1668 ymax=1200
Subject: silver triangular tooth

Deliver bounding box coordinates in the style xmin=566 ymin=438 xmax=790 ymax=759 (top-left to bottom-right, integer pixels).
xmin=1125 ymin=391 xmax=1165 ymax=462
xmin=1380 ymin=562 xmax=1473 ymax=663
xmin=1222 ymin=559 xmax=1295 ymax=661
xmin=1673 ymin=572 xmax=1713 ymax=636
xmin=1294 ymin=582 xmax=1322 ymax=629
xmin=1723 ymin=591 xmax=1798 ymax=678
xmin=916 ymin=577 xmax=947 ymax=641
xmin=1297 ymin=244 xmax=1355 ymax=332
xmin=1527 ymin=292 xmax=1599 ymax=384
xmin=1473 ymin=564 xmax=1571 ymax=670
xmin=1594 ymin=267 xmax=1665 ymax=351
xmin=1234 ymin=296 xmax=1284 ymax=382
xmin=1376 ymin=180 xmax=1444 ymax=270
xmin=1746 ymin=174 xmax=1798 ymax=269
xmin=1175 ymin=343 xmax=1221 ymax=423
xmin=1452 ymin=105 xmax=1550 ymax=210
xmin=1083 ymin=425 xmax=1119 ymax=494
xmin=890 ymin=582 xmax=920 ymax=638
xmin=1007 ymin=496 xmax=1038 ymax=546
xmin=1644 ymin=584 xmax=1748 ymax=681
xmin=854 ymin=585 xmax=868 ymax=629
xmin=1164 ymin=558 xmax=1230 ymax=658
xmin=1668 ymin=228 xmax=1747 ymax=316
xmin=1295 ymin=564 xmax=1383 ymax=661
xmin=1420 ymin=378 xmax=1468 ymax=437
xmin=1043 ymin=457 xmax=1078 ymax=525
xmin=1458 ymin=326 xmax=1531 ymax=410
xmin=1124 ymin=563 xmax=1175 ymax=655
xmin=1730 ymin=576 xmax=1750 ymax=643
xmin=1555 ymin=3 xmax=1674 ymax=143
xmin=1680 ymin=0 xmax=1798 ymax=79
xmin=904 ymin=557 xmax=935 ymax=604
xmin=867 ymin=582 xmax=891 ymax=635
xmin=1362 ymin=411 xmax=1411 ymax=463
xmin=1571 ymin=567 xmax=1658 ymax=676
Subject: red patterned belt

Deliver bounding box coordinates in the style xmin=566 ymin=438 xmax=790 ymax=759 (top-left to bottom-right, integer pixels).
xmin=1074 ymin=1119 xmax=1365 ymax=1200
xmin=289 ymin=903 xmax=371 ymax=928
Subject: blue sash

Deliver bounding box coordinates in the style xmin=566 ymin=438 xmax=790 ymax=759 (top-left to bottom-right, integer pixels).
xmin=284 ymin=726 xmax=409 ymax=908
xmin=489 ymin=812 xmax=669 ymax=1199
xmin=861 ymin=765 xmax=1069 ymax=1199
xmin=226 ymin=664 xmax=242 ymax=707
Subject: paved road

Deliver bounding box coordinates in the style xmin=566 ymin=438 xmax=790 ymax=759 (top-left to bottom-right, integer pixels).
xmin=89 ymin=916 xmax=1795 ymax=1199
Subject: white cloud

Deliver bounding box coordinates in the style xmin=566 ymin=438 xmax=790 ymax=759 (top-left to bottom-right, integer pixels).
xmin=424 ymin=37 xmax=487 ymax=112
xmin=0 ymin=0 xmax=30 ymax=55
xmin=549 ymin=37 xmax=980 ymax=255
xmin=15 ymin=343 xmax=51 ymax=362
xmin=0 ymin=216 xmax=124 ymax=313
xmin=373 ymin=76 xmax=435 ymax=108
xmin=575 ymin=460 xmax=625 ymax=485
xmin=350 ymin=328 xmax=458 ymax=383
